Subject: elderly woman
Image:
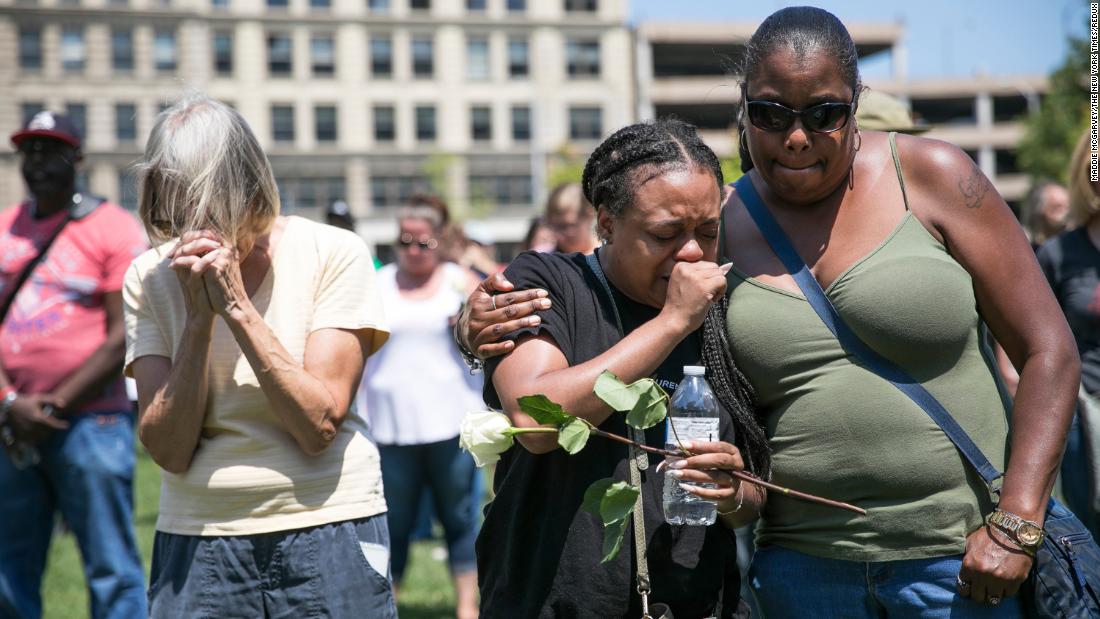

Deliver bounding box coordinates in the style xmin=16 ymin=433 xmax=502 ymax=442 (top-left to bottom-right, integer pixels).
xmin=479 ymin=119 xmax=768 ymax=618
xmin=463 ymin=7 xmax=1079 ymax=617
xmin=122 ymin=96 xmax=392 ymax=617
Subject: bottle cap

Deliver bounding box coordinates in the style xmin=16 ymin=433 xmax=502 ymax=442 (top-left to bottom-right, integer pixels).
xmin=683 ymin=365 xmax=705 ymax=376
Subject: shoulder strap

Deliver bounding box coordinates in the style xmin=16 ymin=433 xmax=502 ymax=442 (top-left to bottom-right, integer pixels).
xmin=888 ymin=132 xmax=912 ymax=212
xmin=584 ymin=251 xmax=655 ymax=613
xmin=732 ymin=175 xmax=1004 ymax=492
xmin=0 ymin=194 xmax=103 ymax=326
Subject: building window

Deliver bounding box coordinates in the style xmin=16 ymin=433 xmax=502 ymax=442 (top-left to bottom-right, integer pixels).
xmin=373 ymin=105 xmax=395 ymax=142
xmin=111 ymin=28 xmax=134 ymax=72
xmin=61 ymin=26 xmax=85 ymax=73
xmin=267 ymin=0 xmax=288 ymax=8
xmin=370 ymin=175 xmax=431 ymax=209
xmin=566 ymin=39 xmax=599 ymax=78
xmin=268 ymin=34 xmax=292 ymax=76
xmin=21 ymin=103 xmax=45 ymax=125
xmin=410 ymin=0 xmax=429 ymax=9
xmin=507 ymin=38 xmax=528 ymax=78
xmin=19 ymin=27 xmax=42 ymax=72
xmin=367 ymin=0 xmax=389 ymax=12
xmin=506 ymin=0 xmax=525 ymax=11
xmin=115 ymin=103 xmax=137 ymax=142
xmin=311 ymin=35 xmax=335 ymax=77
xmin=154 ymin=29 xmax=177 ymax=73
xmin=470 ymin=106 xmax=491 ymax=142
xmin=211 ymin=0 xmax=229 ymax=9
xmin=511 ymin=105 xmax=530 ymax=141
xmin=469 ymin=174 xmax=532 ymax=206
xmin=466 ymin=0 xmax=485 ymax=10
xmin=415 ymin=105 xmax=436 ymax=141
xmin=272 ymin=105 xmax=295 ymax=143
xmin=370 ymin=37 xmax=393 ymax=78
xmin=108 ymin=0 xmax=128 ymax=6
xmin=310 ymin=0 xmax=330 ymax=9
xmin=118 ymin=170 xmax=139 ymax=211
xmin=276 ymin=176 xmax=346 ymax=216
xmin=995 ymin=149 xmax=1020 ymax=175
xmin=315 ymin=105 xmax=338 ymax=143
xmin=213 ymin=32 xmax=233 ymax=76
xmin=412 ymin=37 xmax=433 ymax=78
xmin=564 ymin=0 xmax=596 ymax=11
xmin=569 ymin=106 xmax=601 ymax=140
xmin=467 ymin=36 xmax=489 ymax=81
xmin=65 ymin=103 xmax=86 ymax=141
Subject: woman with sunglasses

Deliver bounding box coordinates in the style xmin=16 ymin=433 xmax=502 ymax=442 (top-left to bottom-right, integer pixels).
xmin=459 ymin=7 xmax=1078 ymax=617
xmin=358 ymin=193 xmax=484 ymax=619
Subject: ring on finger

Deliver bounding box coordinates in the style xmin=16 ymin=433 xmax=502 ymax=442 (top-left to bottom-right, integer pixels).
xmin=988 ymin=596 xmax=1001 ymax=606
xmin=956 ymin=576 xmax=970 ymax=590
xmin=490 ymin=295 xmax=498 ymax=311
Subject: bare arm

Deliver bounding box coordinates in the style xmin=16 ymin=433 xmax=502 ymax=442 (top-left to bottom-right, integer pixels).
xmin=201 ymin=245 xmax=370 ymax=456
xmin=132 ymin=318 xmax=213 ymax=474
xmin=903 ymin=136 xmax=1079 ymax=601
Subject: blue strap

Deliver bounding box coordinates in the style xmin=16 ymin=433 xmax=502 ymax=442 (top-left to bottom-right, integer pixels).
xmin=732 ymin=175 xmax=1004 ymax=491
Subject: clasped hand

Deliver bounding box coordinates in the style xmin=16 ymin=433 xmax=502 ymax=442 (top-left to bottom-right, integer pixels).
xmin=170 ymin=231 xmax=249 ymax=320
xmin=664 ymin=440 xmax=746 ymax=512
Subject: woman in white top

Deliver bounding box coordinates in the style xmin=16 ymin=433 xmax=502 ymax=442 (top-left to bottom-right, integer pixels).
xmin=124 ymin=95 xmax=393 ymax=618
xmin=360 ymin=194 xmax=483 ymax=619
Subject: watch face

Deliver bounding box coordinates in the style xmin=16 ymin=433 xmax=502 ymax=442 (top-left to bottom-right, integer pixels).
xmin=1018 ymin=523 xmax=1043 ymax=546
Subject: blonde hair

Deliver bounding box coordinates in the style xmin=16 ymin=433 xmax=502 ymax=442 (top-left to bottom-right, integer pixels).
xmin=1068 ymin=129 xmax=1100 ymax=227
xmin=137 ymin=95 xmax=280 ymax=244
xmin=544 ymin=182 xmax=592 ymax=222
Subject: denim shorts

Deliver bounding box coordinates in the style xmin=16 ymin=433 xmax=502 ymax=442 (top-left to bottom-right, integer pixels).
xmin=148 ymin=514 xmax=396 ymax=619
xmin=749 ymin=544 xmax=1025 ymax=618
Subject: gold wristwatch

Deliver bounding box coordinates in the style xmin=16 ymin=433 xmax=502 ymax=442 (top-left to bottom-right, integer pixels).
xmin=986 ymin=509 xmax=1045 ymax=556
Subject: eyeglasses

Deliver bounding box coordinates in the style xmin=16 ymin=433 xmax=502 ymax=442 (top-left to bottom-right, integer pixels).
xmin=745 ymin=98 xmax=855 ymax=134
xmin=397 ymin=233 xmax=438 ymax=250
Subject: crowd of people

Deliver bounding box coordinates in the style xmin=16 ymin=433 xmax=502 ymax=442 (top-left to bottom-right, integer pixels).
xmin=0 ymin=5 xmax=1097 ymax=619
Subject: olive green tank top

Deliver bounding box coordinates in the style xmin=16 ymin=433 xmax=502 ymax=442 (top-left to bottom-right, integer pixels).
xmin=725 ymin=135 xmax=1010 ymax=561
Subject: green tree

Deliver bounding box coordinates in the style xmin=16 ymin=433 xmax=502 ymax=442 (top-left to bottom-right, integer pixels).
xmin=1018 ymin=9 xmax=1090 ymax=182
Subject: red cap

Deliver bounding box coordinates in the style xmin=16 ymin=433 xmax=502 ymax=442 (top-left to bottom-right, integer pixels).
xmin=11 ymin=111 xmax=82 ymax=150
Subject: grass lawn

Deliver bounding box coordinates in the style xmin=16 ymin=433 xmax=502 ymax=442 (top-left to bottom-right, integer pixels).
xmin=39 ymin=447 xmax=459 ymax=619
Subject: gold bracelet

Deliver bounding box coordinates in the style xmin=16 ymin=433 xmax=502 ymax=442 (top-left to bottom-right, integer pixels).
xmin=717 ymin=480 xmax=745 ymax=515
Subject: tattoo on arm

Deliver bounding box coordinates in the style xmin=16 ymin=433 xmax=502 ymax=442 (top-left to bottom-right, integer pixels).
xmin=958 ymin=166 xmax=990 ymax=210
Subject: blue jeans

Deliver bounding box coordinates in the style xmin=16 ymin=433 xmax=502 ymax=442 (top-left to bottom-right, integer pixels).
xmin=378 ymin=437 xmax=478 ymax=581
xmin=148 ymin=514 xmax=397 ymax=618
xmin=0 ymin=410 xmax=146 ymax=619
xmin=1061 ymin=413 xmax=1099 ymax=537
xmin=749 ymin=545 xmax=1026 ymax=618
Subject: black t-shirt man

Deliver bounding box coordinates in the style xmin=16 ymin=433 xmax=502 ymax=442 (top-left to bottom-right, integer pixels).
xmin=1038 ymin=228 xmax=1100 ymax=394
xmin=480 ymin=250 xmax=742 ymax=619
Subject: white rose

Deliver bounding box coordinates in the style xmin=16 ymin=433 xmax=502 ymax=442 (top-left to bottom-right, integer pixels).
xmin=459 ymin=411 xmax=515 ymax=467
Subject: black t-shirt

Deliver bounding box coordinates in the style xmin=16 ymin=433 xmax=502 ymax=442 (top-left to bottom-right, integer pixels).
xmin=479 ymin=250 xmax=741 ymax=619
xmin=1038 ymin=228 xmax=1100 ymax=394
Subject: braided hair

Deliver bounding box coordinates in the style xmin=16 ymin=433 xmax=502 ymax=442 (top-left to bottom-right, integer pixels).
xmin=581 ymin=120 xmax=771 ymax=477
xmin=737 ymin=6 xmax=862 ymax=173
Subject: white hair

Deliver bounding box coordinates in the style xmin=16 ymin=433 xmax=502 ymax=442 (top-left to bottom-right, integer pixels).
xmin=137 ymin=94 xmax=280 ymax=244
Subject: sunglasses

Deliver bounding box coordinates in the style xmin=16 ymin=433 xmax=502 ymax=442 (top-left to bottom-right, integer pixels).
xmin=397 ymin=233 xmax=438 ymax=250
xmin=745 ymin=97 xmax=855 ymax=134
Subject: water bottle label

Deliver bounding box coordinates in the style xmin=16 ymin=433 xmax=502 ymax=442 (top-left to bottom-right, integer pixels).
xmin=666 ymin=417 xmax=719 ymax=447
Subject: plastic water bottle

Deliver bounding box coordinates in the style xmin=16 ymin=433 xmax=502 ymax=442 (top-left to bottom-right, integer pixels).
xmin=662 ymin=365 xmax=721 ymax=526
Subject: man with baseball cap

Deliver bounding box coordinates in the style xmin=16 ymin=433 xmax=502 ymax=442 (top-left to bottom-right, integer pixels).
xmin=0 ymin=111 xmax=147 ymax=619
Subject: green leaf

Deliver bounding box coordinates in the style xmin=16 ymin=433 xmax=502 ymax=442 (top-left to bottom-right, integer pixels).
xmin=517 ymin=395 xmax=573 ymax=426
xmin=625 ymin=382 xmax=668 ymax=430
xmin=581 ymin=478 xmax=615 ymax=517
xmin=593 ymin=371 xmax=640 ymax=412
xmin=557 ymin=418 xmax=591 ymax=454
xmin=601 ymin=517 xmax=629 ymax=563
xmin=600 ymin=481 xmax=640 ymax=526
